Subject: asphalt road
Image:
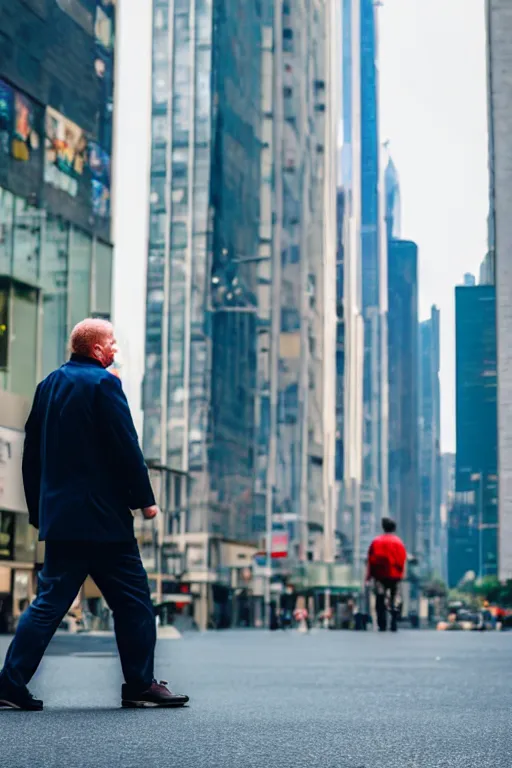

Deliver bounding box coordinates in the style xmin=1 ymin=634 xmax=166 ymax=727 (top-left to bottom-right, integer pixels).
xmin=0 ymin=629 xmax=510 ymax=768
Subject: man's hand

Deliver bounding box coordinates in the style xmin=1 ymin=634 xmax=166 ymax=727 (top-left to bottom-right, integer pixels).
xmin=142 ymin=505 xmax=160 ymax=520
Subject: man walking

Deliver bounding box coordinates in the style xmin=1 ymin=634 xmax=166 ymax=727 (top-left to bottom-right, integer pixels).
xmin=366 ymin=518 xmax=407 ymax=633
xmin=0 ymin=319 xmax=189 ymax=711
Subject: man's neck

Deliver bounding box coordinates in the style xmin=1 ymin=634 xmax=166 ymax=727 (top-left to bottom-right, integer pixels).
xmin=70 ymin=353 xmax=105 ymax=368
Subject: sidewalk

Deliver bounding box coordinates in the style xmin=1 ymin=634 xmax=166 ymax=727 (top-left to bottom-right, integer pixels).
xmin=55 ymin=625 xmax=182 ymax=640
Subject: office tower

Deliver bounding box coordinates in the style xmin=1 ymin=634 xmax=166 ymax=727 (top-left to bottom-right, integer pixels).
xmin=387 ymin=238 xmax=419 ymax=556
xmin=143 ymin=0 xmax=338 ymax=624
xmin=479 ymin=251 xmax=495 ymax=286
xmin=341 ymin=0 xmax=388 ymax=576
xmin=0 ymin=0 xmax=116 ymax=628
xmin=450 ymin=282 xmax=498 ymax=585
xmin=384 ymin=153 xmax=401 ymax=240
xmin=268 ymin=0 xmax=337 ymax=566
xmin=144 ymin=0 xmax=264 ymax=627
xmin=144 ymin=0 xmax=262 ymax=539
xmin=440 ymin=453 xmax=455 ymax=585
xmin=487 ymin=0 xmax=512 ymax=579
xmin=419 ymin=307 xmax=441 ymax=575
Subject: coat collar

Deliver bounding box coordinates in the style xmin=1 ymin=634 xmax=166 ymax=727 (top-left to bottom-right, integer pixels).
xmin=69 ymin=353 xmax=105 ymax=369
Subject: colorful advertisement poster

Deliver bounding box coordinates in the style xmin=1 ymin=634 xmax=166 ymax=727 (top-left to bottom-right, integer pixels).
xmin=44 ymin=106 xmax=87 ymax=197
xmin=0 ymin=80 xmax=13 ymax=156
xmin=89 ymin=141 xmax=111 ymax=218
xmin=0 ymin=79 xmax=41 ymax=163
xmin=94 ymin=1 xmax=115 ymax=152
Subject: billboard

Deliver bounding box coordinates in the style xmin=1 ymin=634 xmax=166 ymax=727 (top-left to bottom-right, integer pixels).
xmin=44 ymin=106 xmax=88 ymax=198
xmin=0 ymin=79 xmax=43 ymax=199
xmin=0 ymin=85 xmax=42 ymax=164
xmin=89 ymin=141 xmax=111 ymax=218
xmin=44 ymin=106 xmax=111 ymax=224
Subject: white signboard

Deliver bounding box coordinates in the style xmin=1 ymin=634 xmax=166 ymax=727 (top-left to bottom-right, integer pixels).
xmin=0 ymin=426 xmax=27 ymax=514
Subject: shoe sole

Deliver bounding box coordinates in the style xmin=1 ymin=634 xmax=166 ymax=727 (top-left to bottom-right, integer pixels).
xmin=121 ymin=700 xmax=188 ymax=709
xmin=0 ymin=698 xmax=43 ymax=712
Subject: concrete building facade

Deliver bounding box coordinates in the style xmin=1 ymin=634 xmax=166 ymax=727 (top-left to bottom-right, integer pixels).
xmin=0 ymin=0 xmax=116 ymax=629
xmin=340 ymin=0 xmax=388 ymax=577
xmin=486 ymin=0 xmax=512 ymax=580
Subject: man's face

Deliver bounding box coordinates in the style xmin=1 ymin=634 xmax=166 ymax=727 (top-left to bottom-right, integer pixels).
xmin=93 ymin=328 xmax=117 ymax=368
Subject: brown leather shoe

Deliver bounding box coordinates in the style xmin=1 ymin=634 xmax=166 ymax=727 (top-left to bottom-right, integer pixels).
xmin=121 ymin=680 xmax=189 ymax=708
xmin=0 ymin=680 xmax=43 ymax=711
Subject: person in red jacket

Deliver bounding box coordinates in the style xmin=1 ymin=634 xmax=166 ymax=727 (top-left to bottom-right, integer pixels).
xmin=366 ymin=518 xmax=407 ymax=632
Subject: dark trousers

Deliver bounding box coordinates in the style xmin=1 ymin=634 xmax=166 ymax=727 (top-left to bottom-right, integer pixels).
xmin=375 ymin=579 xmax=400 ymax=632
xmin=0 ymin=540 xmax=156 ymax=691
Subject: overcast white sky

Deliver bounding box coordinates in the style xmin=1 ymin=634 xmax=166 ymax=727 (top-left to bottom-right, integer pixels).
xmin=112 ymin=0 xmax=152 ymax=436
xmin=379 ymin=0 xmax=489 ymax=452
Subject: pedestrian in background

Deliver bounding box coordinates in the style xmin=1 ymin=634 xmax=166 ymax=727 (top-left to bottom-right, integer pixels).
xmin=366 ymin=518 xmax=407 ymax=633
xmin=0 ymin=319 xmax=189 ymax=711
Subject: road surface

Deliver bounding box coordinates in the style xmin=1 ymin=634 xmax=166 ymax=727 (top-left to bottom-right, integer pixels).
xmin=0 ymin=629 xmax=509 ymax=768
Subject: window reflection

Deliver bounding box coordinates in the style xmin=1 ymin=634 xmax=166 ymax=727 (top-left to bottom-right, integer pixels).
xmin=69 ymin=227 xmax=92 ymax=329
xmin=94 ymin=240 xmax=113 ymax=316
xmin=11 ymin=282 xmax=38 ymax=398
xmin=13 ymin=198 xmax=41 ymax=284
xmin=42 ymin=216 xmax=68 ymax=377
xmin=0 ymin=189 xmax=14 ymax=274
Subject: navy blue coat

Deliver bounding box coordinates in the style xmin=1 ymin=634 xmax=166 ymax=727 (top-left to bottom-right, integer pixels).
xmin=22 ymin=354 xmax=156 ymax=542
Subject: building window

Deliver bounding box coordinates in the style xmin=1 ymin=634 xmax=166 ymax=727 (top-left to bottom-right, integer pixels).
xmin=93 ymin=240 xmax=113 ymax=317
xmin=0 ymin=511 xmax=14 ymax=559
xmin=152 ymin=115 xmax=168 ymax=143
xmin=153 ymin=73 xmax=170 ymax=104
xmin=13 ymin=198 xmax=41 ymax=285
xmin=154 ymin=6 xmax=169 ymax=31
xmin=0 ymin=188 xmax=14 ymax=275
xmin=171 ymin=222 xmax=188 ymax=249
xmin=41 ymin=216 xmax=69 ymax=378
xmin=283 ymin=28 xmax=294 ymax=53
xmin=10 ymin=281 xmax=38 ymax=397
xmin=68 ymin=227 xmax=92 ymax=331
xmin=14 ymin=514 xmax=35 ymax=563
xmin=152 ymin=146 xmax=167 ymax=173
xmin=149 ymin=212 xmax=167 ymax=246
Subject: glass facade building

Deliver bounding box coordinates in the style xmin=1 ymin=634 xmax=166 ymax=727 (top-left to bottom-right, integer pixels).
xmin=0 ymin=0 xmax=115 ymax=627
xmin=419 ymin=307 xmax=442 ymax=576
xmin=486 ymin=0 xmax=512 ymax=580
xmin=144 ymin=0 xmax=262 ymax=542
xmin=451 ymin=284 xmax=498 ymax=583
xmin=387 ymin=238 xmax=419 ymax=556
xmin=341 ymin=0 xmax=388 ymax=571
xmin=274 ymin=0 xmax=331 ymax=559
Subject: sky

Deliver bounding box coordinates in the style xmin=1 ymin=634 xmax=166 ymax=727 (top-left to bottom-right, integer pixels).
xmin=378 ymin=0 xmax=489 ymax=452
xmin=112 ymin=0 xmax=152 ymax=436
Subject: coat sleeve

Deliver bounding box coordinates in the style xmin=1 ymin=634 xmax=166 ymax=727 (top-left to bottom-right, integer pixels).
xmin=22 ymin=385 xmax=42 ymax=529
xmin=97 ymin=374 xmax=156 ymax=510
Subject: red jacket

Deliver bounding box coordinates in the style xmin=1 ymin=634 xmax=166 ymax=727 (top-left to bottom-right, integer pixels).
xmin=367 ymin=534 xmax=407 ymax=581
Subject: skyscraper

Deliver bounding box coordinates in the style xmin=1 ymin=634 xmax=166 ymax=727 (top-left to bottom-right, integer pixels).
xmin=451 ymin=282 xmax=498 ymax=584
xmin=440 ymin=453 xmax=455 ymax=586
xmin=143 ymin=1 xmax=338 ymax=624
xmin=270 ymin=0 xmax=335 ymax=560
xmin=387 ymin=238 xmax=419 ymax=556
xmin=384 ymin=153 xmax=401 ymax=241
xmin=341 ymin=0 xmax=388 ymax=575
xmin=144 ymin=0 xmax=262 ymax=543
xmin=419 ymin=307 xmax=441 ymax=575
xmin=486 ymin=0 xmax=512 ymax=579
